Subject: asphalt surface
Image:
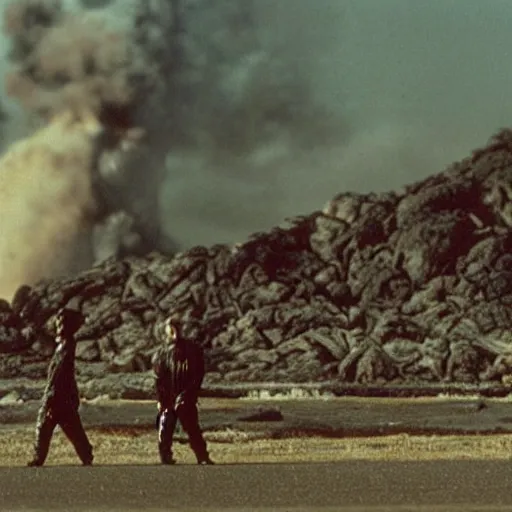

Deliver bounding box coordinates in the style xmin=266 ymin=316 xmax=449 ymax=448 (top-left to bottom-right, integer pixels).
xmin=1 ymin=460 xmax=512 ymax=511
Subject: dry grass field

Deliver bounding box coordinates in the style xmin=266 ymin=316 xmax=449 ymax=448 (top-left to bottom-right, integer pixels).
xmin=3 ymin=425 xmax=512 ymax=466
xmin=2 ymin=395 xmax=512 ymax=466
xmin=3 ymin=427 xmax=512 ymax=466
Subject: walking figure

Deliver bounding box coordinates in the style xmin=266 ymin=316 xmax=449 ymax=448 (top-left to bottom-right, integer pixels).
xmin=152 ymin=317 xmax=214 ymax=465
xmin=27 ymin=306 xmax=93 ymax=467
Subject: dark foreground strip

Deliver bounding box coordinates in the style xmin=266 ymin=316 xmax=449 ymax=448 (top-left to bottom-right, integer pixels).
xmin=1 ymin=460 xmax=512 ymax=510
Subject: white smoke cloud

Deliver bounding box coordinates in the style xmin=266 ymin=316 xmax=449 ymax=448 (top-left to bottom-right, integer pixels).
xmin=0 ymin=111 xmax=100 ymax=301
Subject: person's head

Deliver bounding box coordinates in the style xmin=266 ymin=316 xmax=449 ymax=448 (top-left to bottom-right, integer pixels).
xmin=162 ymin=317 xmax=181 ymax=345
xmin=55 ymin=307 xmax=85 ymax=340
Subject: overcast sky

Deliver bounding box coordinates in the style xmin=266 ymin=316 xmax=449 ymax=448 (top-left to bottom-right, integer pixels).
xmin=162 ymin=0 xmax=512 ymax=246
xmin=2 ymin=0 xmax=511 ymax=248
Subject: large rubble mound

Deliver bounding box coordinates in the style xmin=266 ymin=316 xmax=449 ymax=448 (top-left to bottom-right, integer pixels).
xmin=1 ymin=129 xmax=511 ymax=397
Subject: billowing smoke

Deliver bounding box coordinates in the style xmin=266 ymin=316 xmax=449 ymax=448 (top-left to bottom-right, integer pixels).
xmin=157 ymin=0 xmax=512 ymax=247
xmin=1 ymin=0 xmax=512 ymax=297
xmin=0 ymin=111 xmax=100 ymax=301
xmin=0 ymin=0 xmax=144 ymax=300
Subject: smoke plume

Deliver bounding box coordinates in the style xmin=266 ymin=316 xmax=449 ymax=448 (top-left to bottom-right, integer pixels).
xmin=158 ymin=0 xmax=512 ymax=247
xmin=1 ymin=0 xmax=512 ymax=296
xmin=0 ymin=110 xmax=100 ymax=301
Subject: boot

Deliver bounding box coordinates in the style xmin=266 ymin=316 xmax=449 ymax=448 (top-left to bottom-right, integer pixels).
xmin=81 ymin=453 xmax=94 ymax=466
xmin=160 ymin=450 xmax=176 ymax=465
xmin=197 ymin=455 xmax=215 ymax=465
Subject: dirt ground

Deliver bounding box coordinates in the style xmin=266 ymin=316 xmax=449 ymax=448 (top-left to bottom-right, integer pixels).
xmin=2 ymin=395 xmax=512 ymax=466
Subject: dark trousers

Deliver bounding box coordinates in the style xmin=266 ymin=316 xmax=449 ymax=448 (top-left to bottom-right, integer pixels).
xmin=29 ymin=407 xmax=93 ymax=466
xmin=158 ymin=401 xmax=209 ymax=464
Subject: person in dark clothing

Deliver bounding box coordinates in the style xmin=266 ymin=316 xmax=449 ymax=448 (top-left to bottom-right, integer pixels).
xmin=152 ymin=317 xmax=214 ymax=465
xmin=27 ymin=306 xmax=93 ymax=467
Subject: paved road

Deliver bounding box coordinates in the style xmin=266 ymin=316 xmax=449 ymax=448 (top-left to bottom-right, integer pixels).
xmin=1 ymin=460 xmax=512 ymax=511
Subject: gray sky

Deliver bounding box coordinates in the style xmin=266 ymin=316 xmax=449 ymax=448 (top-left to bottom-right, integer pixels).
xmin=162 ymin=0 xmax=512 ymax=247
xmin=257 ymin=0 xmax=512 ymax=145
xmin=324 ymin=1 xmax=512 ymax=131
xmin=1 ymin=0 xmax=511 ymax=249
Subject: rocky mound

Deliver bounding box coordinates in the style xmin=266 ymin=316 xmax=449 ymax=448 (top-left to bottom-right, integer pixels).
xmin=1 ymin=129 xmax=511 ymax=397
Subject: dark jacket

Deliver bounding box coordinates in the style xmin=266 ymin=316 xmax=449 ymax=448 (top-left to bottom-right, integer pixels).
xmin=152 ymin=339 xmax=205 ymax=410
xmin=41 ymin=334 xmax=80 ymax=415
